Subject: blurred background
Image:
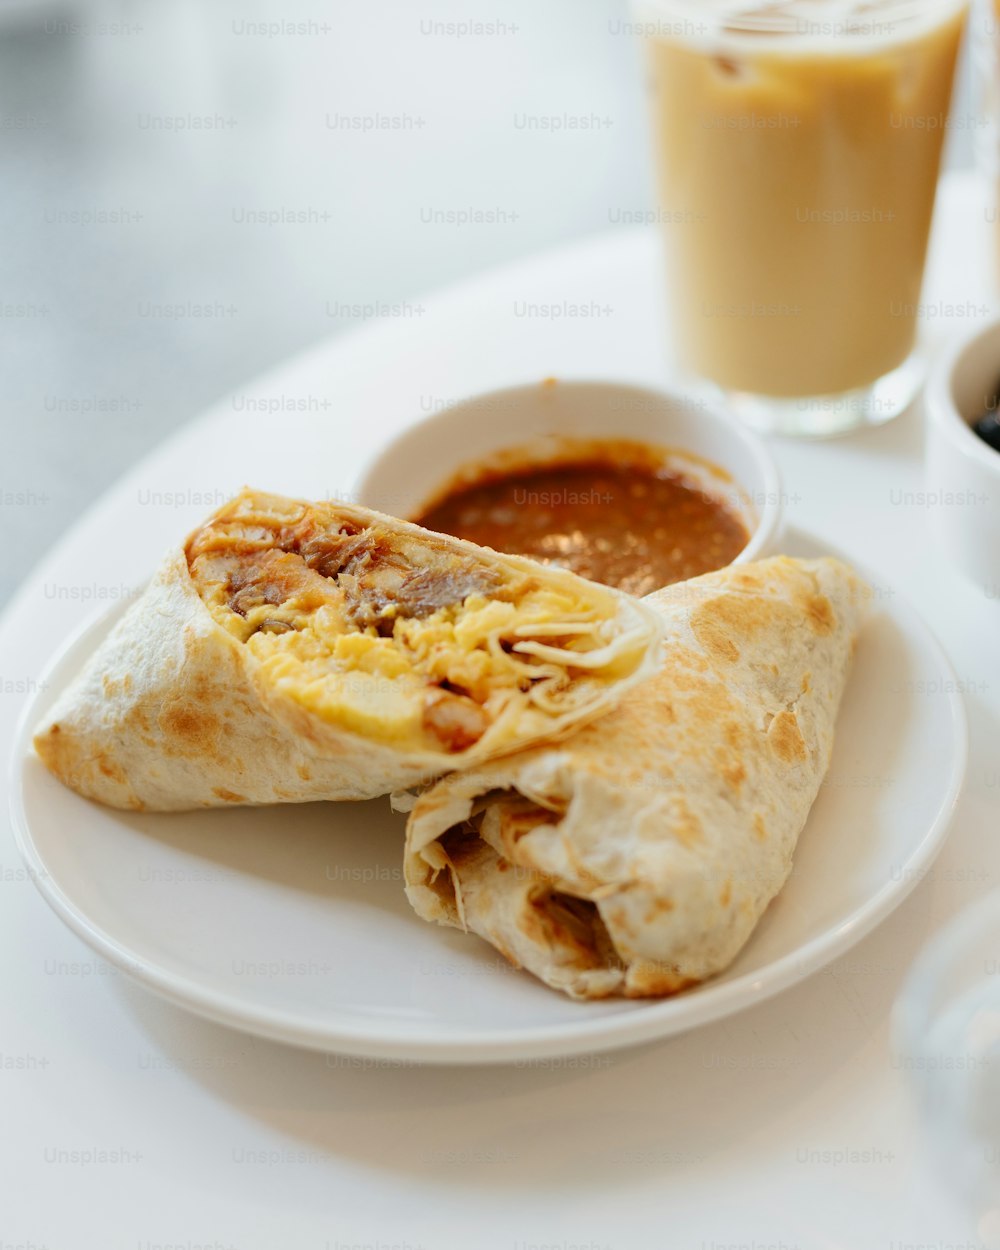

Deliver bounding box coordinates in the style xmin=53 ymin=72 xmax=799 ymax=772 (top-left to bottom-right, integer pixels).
xmin=0 ymin=0 xmax=975 ymax=605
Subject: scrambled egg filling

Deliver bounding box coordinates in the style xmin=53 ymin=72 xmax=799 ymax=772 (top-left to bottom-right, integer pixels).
xmin=185 ymin=495 xmax=628 ymax=754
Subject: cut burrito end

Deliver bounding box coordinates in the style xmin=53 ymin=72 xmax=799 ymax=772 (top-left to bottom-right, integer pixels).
xmin=404 ymin=555 xmax=867 ymax=1000
xmin=33 ymin=489 xmax=661 ymax=810
xmin=184 ymin=489 xmax=659 ymax=758
xmin=407 ymin=781 xmax=711 ymax=1001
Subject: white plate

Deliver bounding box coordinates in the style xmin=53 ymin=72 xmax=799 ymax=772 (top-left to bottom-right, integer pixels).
xmin=9 ymin=529 xmax=966 ymax=1064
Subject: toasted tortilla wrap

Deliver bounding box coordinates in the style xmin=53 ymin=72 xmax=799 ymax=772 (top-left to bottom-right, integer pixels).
xmin=34 ymin=489 xmax=661 ymax=810
xmin=403 ymin=556 xmax=866 ymax=999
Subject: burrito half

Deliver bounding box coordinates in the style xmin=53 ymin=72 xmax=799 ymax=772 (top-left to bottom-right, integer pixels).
xmin=34 ymin=489 xmax=661 ymax=810
xmin=403 ymin=556 xmax=866 ymax=999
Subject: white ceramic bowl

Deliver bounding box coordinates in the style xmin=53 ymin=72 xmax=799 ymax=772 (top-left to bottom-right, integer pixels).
xmin=356 ymin=379 xmax=783 ymax=567
xmin=925 ymin=321 xmax=1000 ymax=591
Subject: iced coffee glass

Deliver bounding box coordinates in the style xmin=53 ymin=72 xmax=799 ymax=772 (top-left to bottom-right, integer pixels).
xmin=974 ymin=0 xmax=1000 ymax=279
xmin=639 ymin=0 xmax=969 ymax=436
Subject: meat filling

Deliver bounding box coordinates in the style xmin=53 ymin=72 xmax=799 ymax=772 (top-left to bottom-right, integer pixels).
xmin=209 ymin=519 xmax=511 ymax=633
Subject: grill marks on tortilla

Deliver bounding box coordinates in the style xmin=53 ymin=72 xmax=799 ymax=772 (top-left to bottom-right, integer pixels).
xmin=688 ymin=585 xmax=830 ymax=772
xmin=690 ymin=583 xmax=838 ymax=665
xmin=766 ymin=708 xmax=808 ymax=763
xmin=186 ymin=504 xmax=526 ymax=752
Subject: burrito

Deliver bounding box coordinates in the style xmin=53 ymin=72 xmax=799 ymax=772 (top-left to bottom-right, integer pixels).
xmin=403 ymin=556 xmax=866 ymax=999
xmin=34 ymin=489 xmax=661 ymax=810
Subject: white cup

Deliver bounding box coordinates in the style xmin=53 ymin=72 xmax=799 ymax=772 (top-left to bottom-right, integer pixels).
xmin=925 ymin=320 xmax=1000 ymax=593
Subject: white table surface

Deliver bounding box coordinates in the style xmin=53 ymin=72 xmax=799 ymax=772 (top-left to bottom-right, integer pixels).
xmin=2 ymin=172 xmax=998 ymax=1248
xmin=0 ymin=0 xmax=662 ymax=607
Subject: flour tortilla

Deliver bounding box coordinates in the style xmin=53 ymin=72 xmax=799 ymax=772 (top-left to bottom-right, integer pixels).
xmin=403 ymin=556 xmax=866 ymax=999
xmin=34 ymin=491 xmax=662 ymax=811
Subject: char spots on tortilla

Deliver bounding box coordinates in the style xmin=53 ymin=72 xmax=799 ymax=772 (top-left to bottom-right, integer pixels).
xmin=766 ymin=708 xmax=808 ymax=764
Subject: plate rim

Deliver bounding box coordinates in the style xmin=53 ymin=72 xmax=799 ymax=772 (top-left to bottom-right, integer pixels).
xmin=9 ymin=543 xmax=969 ymax=1065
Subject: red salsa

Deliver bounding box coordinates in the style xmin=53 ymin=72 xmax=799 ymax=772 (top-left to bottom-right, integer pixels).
xmin=413 ymin=443 xmax=749 ymax=597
